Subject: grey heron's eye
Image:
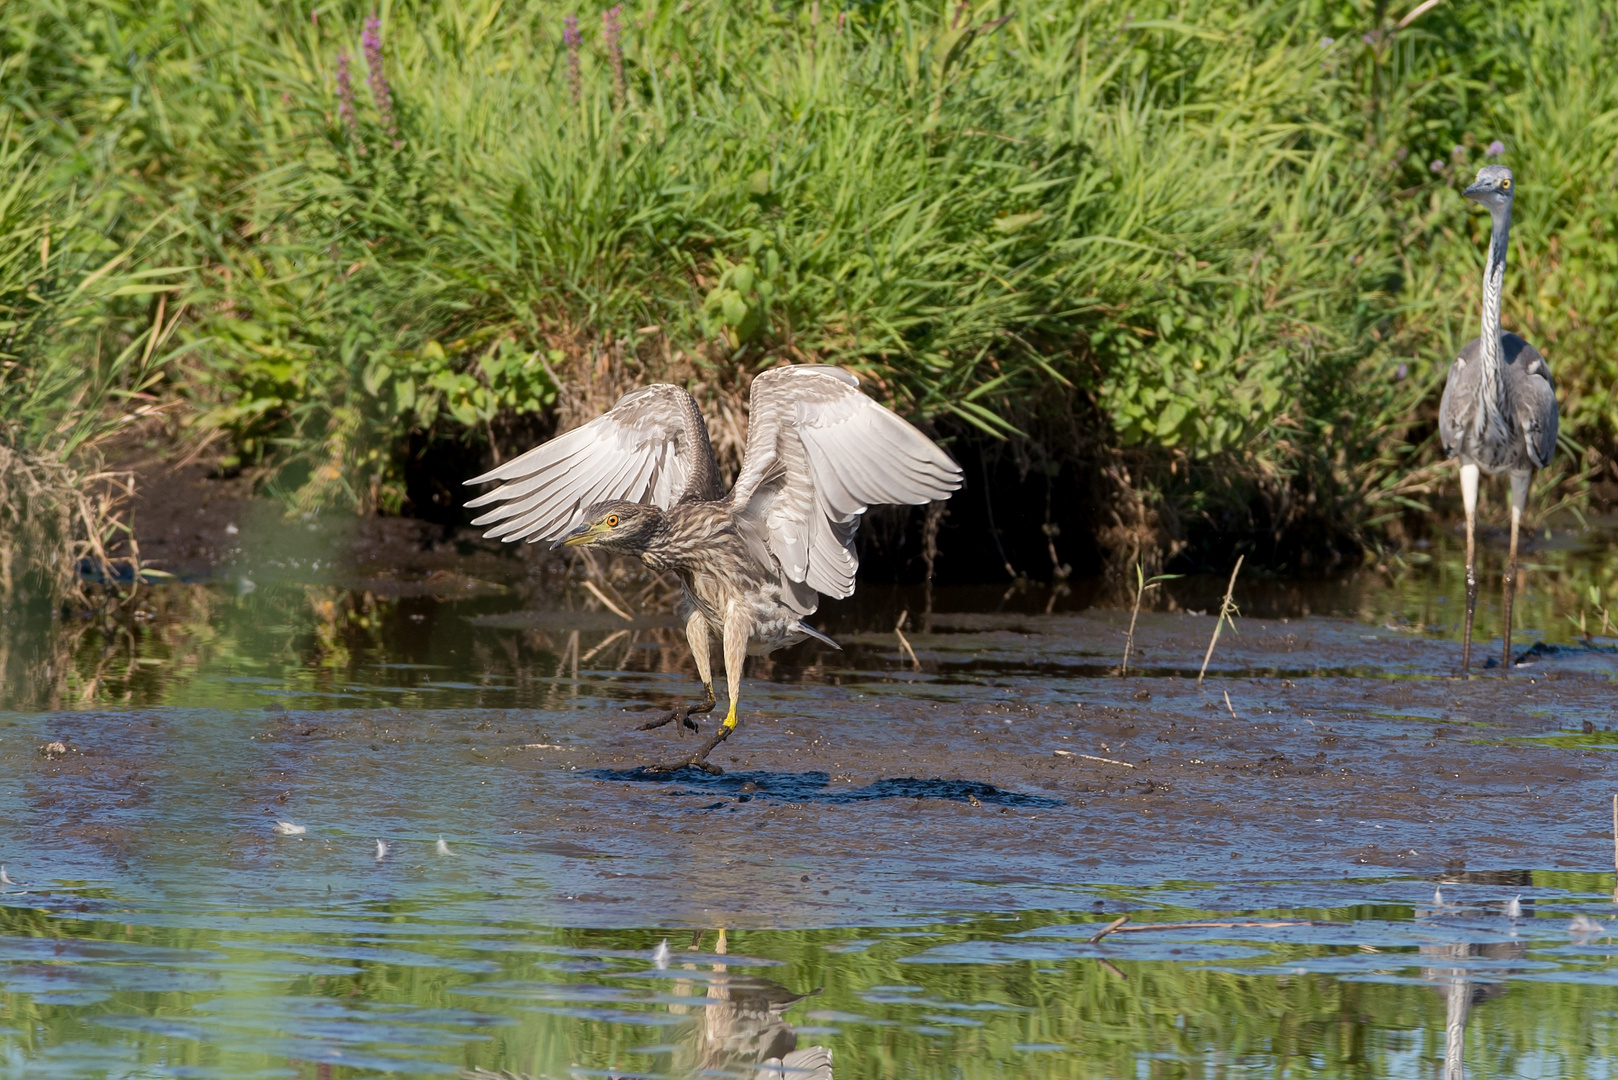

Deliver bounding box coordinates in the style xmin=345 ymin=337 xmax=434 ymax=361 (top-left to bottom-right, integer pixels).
xmin=1499 ymin=178 xmax=1512 ymax=191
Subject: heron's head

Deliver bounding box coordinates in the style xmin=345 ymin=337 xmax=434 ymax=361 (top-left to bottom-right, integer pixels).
xmin=1463 ymin=165 xmax=1514 ymax=213
xmin=554 ymin=501 xmax=665 ymax=555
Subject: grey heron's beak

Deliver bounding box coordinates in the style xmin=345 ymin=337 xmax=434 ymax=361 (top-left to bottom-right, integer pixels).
xmin=1462 ymin=178 xmax=1500 ymax=202
xmin=553 ymin=520 xmax=609 ymax=550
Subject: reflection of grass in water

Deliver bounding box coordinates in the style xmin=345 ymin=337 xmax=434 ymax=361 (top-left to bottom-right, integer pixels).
xmin=0 ymin=579 xmax=692 ymax=711
xmin=0 ymin=890 xmax=1614 ymax=1077
xmin=1337 ymin=525 xmax=1618 ymax=648
xmin=3 ymin=523 xmax=1616 ymax=709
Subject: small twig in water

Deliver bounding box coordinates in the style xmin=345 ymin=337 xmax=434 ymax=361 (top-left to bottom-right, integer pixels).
xmin=582 ymin=579 xmax=634 ymax=622
xmin=1224 ymin=690 xmax=1238 ymax=721
xmin=1121 ymin=563 xmax=1181 ymax=676
xmin=895 ymin=610 xmax=921 ymax=671
xmin=579 ymin=628 xmax=630 ymax=665
xmin=1053 ymin=749 xmax=1136 ymax=769
xmin=1088 ymin=915 xmax=1131 ymax=943
xmin=1612 ymin=794 xmax=1617 ymax=902
xmin=1095 ymin=957 xmax=1128 ymax=980
xmin=1197 ymin=554 xmax=1245 ymax=684
xmin=553 ymin=630 xmax=580 ymax=680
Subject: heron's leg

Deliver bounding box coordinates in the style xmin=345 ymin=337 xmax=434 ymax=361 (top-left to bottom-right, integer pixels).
xmin=648 ymin=613 xmax=746 ymax=774
xmin=1501 ymin=470 xmax=1531 ymax=672
xmin=639 ymin=610 xmax=715 ymax=735
xmin=1460 ymin=463 xmax=1481 ymax=674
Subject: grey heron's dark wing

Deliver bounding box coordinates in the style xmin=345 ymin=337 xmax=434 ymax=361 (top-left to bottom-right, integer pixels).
xmin=463 ymin=384 xmax=721 ymax=543
xmin=728 ymin=365 xmax=962 ymax=600
xmin=1438 ymin=337 xmax=1483 ymax=460
xmin=1503 ymin=334 xmax=1558 ymax=469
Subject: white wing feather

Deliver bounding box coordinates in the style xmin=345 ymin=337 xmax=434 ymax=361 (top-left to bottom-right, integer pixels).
xmin=731 ymin=366 xmax=961 ymax=600
xmin=464 ymin=384 xmax=711 ymax=543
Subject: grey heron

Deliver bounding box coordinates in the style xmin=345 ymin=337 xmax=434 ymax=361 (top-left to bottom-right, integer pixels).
xmin=464 ymin=364 xmax=962 ymax=772
xmin=1437 ymin=165 xmax=1559 ymax=671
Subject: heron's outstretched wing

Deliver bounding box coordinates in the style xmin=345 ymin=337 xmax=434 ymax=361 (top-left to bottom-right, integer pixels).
xmin=1503 ymin=334 xmax=1558 ymax=469
xmin=729 ymin=365 xmax=961 ymax=600
xmin=464 ymin=384 xmax=722 ymax=543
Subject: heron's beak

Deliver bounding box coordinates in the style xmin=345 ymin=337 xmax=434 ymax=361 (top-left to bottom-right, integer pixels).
xmin=1462 ymin=179 xmax=1493 ymax=202
xmin=554 ymin=520 xmax=610 ymax=549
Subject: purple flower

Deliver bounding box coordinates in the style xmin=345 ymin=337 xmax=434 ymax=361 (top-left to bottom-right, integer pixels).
xmin=564 ymin=15 xmax=581 ymax=103
xmin=603 ymin=6 xmax=626 ymax=109
xmin=1394 ymin=363 xmax=1408 ymax=381
xmin=363 ymin=12 xmax=402 ymax=148
xmin=1486 ymin=140 xmax=1505 ymax=157
xmin=336 ymin=48 xmax=364 ymax=153
xmin=1429 ymin=159 xmax=1444 ymax=174
xmin=1451 ymin=144 xmax=1466 ymax=159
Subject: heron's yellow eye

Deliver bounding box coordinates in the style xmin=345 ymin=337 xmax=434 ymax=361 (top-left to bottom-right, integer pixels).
xmin=1500 ymin=178 xmax=1512 ymax=190
xmin=606 ymin=514 xmax=619 ymax=527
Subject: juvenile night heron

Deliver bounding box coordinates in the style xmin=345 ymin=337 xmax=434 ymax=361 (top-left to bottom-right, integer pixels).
xmin=464 ymin=365 xmax=962 ymax=772
xmin=1437 ymin=164 xmax=1559 ymax=671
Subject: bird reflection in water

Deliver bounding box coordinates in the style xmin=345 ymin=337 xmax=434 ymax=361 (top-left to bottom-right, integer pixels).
xmin=464 ymin=928 xmax=830 ymax=1080
xmin=663 ymin=929 xmax=832 ymax=1080
xmin=1421 ymin=877 xmax=1531 ymax=1080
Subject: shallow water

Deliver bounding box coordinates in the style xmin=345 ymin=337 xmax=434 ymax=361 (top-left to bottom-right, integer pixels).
xmin=1 ymin=515 xmax=1617 ymax=1077
xmin=3 ymin=882 xmax=1618 ymax=1078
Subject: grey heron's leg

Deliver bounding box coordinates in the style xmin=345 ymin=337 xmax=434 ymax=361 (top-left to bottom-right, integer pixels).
xmin=1501 ymin=470 xmax=1531 ymax=672
xmin=648 ymin=609 xmax=747 ymax=774
xmin=1460 ymin=463 xmax=1481 ymax=673
xmin=639 ymin=609 xmax=716 ymax=735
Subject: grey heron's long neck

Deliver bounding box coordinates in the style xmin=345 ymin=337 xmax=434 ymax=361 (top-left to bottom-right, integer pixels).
xmin=1478 ymin=205 xmax=1511 ymax=411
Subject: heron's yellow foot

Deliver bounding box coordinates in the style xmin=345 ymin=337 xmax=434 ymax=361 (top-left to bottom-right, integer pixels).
xmin=646 ymin=700 xmax=735 ymax=775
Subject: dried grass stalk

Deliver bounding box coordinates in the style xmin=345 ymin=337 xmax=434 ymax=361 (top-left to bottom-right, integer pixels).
xmin=0 ymin=431 xmax=136 ymax=609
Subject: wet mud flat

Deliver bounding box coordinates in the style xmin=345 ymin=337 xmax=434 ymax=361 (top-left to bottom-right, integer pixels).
xmin=491 ymin=609 xmax=1618 ymax=924
xmin=13 ymin=604 xmax=1618 ymax=927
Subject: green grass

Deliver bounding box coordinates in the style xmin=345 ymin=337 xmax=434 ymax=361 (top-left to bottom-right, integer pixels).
xmin=0 ymin=115 xmax=182 ymax=605
xmin=3 ymin=0 xmax=1617 ymax=583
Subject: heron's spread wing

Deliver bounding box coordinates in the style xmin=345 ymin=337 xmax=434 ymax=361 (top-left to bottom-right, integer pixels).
xmin=463 ymin=384 xmax=721 ymax=543
xmin=730 ymin=365 xmax=962 ymax=599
